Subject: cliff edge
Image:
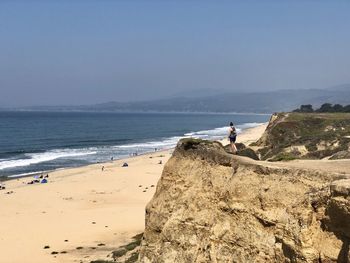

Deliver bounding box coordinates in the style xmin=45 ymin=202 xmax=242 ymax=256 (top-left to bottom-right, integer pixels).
xmin=139 ymin=138 xmax=350 ymax=262
xmin=255 ymin=112 xmax=350 ymax=161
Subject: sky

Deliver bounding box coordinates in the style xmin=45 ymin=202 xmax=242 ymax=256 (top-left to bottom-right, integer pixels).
xmin=0 ymin=0 xmax=350 ymax=107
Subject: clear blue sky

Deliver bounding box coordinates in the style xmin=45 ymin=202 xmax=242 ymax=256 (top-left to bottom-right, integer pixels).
xmin=1 ymin=0 xmax=349 ymax=106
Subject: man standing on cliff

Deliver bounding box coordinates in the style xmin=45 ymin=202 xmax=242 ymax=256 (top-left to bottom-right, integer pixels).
xmin=228 ymin=122 xmax=237 ymax=154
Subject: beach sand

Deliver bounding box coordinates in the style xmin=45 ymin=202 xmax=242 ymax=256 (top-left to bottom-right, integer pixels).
xmin=0 ymin=124 xmax=267 ymax=263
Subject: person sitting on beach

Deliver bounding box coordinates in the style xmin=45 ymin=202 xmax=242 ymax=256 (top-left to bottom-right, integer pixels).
xmin=41 ymin=178 xmax=48 ymax=184
xmin=228 ymin=122 xmax=237 ymax=154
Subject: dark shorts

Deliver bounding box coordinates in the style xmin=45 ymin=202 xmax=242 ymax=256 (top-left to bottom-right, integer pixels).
xmin=229 ymin=135 xmax=237 ymax=143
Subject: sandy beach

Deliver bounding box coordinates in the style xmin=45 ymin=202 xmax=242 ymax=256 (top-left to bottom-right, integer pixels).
xmin=0 ymin=124 xmax=267 ymax=263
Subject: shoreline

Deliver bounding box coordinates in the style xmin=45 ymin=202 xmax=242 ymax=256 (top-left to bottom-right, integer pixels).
xmin=1 ymin=122 xmax=268 ymax=182
xmin=1 ymin=149 xmax=171 ymax=183
xmin=0 ymin=123 xmax=267 ymax=263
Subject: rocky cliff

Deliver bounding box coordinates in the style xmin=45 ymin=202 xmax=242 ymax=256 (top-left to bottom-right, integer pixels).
xmin=139 ymin=138 xmax=350 ymax=262
xmin=255 ymin=112 xmax=350 ymax=161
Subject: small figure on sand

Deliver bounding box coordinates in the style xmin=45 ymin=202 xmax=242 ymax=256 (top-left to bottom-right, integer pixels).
xmin=41 ymin=178 xmax=48 ymax=184
xmin=228 ymin=122 xmax=237 ymax=154
xmin=101 ymin=166 xmax=105 ymax=172
xmin=158 ymin=160 xmax=162 ymax=165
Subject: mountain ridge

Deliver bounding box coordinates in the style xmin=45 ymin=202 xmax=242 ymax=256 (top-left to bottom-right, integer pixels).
xmin=5 ymin=86 xmax=350 ymax=114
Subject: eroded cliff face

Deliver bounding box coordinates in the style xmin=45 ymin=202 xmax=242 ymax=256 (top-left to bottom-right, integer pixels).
xmin=139 ymin=139 xmax=350 ymax=263
xmin=255 ymin=112 xmax=350 ymax=161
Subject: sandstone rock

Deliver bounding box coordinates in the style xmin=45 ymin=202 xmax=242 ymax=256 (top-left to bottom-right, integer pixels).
xmin=224 ymin=142 xmax=259 ymax=160
xmin=139 ymin=139 xmax=345 ymax=263
xmin=323 ymin=179 xmax=350 ymax=243
xmin=237 ymin=147 xmax=259 ymax=160
xmin=330 ymin=179 xmax=350 ymax=197
xmin=330 ymin=150 xmax=350 ymax=160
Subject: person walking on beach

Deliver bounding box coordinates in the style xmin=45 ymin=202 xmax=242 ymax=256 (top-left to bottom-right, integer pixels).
xmin=228 ymin=122 xmax=237 ymax=154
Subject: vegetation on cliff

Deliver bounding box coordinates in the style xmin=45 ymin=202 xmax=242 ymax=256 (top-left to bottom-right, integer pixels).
xmin=255 ymin=112 xmax=350 ymax=161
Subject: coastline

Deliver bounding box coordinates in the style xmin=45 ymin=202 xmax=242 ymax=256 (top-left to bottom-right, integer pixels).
xmin=1 ymin=150 xmax=169 ymax=183
xmin=0 ymin=123 xmax=267 ymax=263
xmin=1 ymin=121 xmax=268 ymax=182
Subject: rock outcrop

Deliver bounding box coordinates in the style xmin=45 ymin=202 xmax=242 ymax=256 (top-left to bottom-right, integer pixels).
xmin=330 ymin=151 xmax=350 ymax=160
xmin=255 ymin=112 xmax=350 ymax=161
xmin=139 ymin=139 xmax=350 ymax=263
xmin=224 ymin=143 xmax=260 ymax=160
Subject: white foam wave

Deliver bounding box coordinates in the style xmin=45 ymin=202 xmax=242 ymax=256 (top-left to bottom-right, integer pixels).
xmin=7 ymin=171 xmax=47 ymax=178
xmin=114 ymin=136 xmax=183 ymax=150
xmin=185 ymin=126 xmax=228 ymax=137
xmin=115 ymin=122 xmax=265 ymax=151
xmin=0 ymin=149 xmax=96 ymax=170
xmin=0 ymin=122 xmax=265 ymax=173
xmin=185 ymin=122 xmax=265 ymax=140
xmin=236 ymin=122 xmax=265 ymax=131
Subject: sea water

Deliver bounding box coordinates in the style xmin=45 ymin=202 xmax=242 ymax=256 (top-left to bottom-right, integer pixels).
xmin=0 ymin=111 xmax=270 ymax=178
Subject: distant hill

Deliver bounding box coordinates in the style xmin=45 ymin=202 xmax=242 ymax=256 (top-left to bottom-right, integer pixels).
xmin=11 ymin=86 xmax=350 ymax=113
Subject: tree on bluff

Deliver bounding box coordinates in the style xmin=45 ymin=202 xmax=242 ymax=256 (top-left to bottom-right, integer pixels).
xmin=317 ymin=103 xmax=334 ymax=113
xmin=293 ymin=104 xmax=314 ymax=113
xmin=293 ymin=103 xmax=350 ymax=113
xmin=333 ymin=104 xmax=344 ymax=112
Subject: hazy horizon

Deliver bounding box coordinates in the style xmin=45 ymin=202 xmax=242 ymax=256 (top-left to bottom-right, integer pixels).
xmin=1 ymin=1 xmax=350 ymax=107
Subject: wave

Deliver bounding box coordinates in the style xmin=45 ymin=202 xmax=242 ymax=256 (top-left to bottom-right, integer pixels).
xmin=114 ymin=136 xmax=183 ymax=150
xmin=0 ymin=149 xmax=96 ymax=170
xmin=116 ymin=122 xmax=266 ymax=150
xmin=185 ymin=122 xmax=265 ymax=138
xmin=0 ymin=122 xmax=265 ymax=173
xmin=78 ymin=138 xmax=132 ymax=144
xmin=7 ymin=171 xmax=47 ymax=178
xmin=236 ymin=122 xmax=265 ymax=131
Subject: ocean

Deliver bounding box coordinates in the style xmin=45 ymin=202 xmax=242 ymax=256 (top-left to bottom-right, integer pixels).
xmin=0 ymin=111 xmax=270 ymax=178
